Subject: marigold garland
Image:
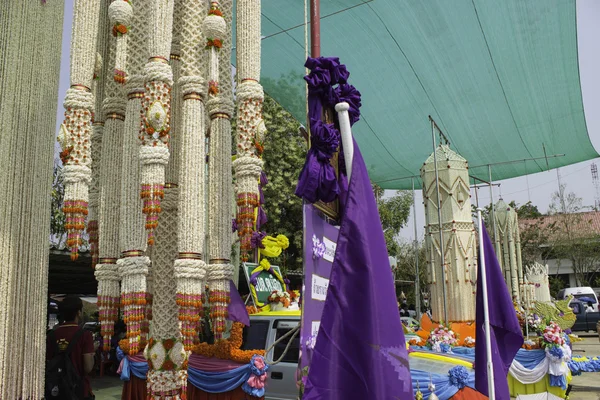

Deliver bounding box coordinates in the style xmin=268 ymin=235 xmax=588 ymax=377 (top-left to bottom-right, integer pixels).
xmin=191 ymin=322 xmax=264 ymax=364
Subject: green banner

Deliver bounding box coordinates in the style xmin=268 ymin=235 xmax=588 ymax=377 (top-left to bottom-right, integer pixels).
xmin=243 ymin=262 xmax=285 ymax=306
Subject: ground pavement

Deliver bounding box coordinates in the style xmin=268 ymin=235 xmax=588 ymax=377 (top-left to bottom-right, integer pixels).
xmin=92 ymin=334 xmax=600 ymax=400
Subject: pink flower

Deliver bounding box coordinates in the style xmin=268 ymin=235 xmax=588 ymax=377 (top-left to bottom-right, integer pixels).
xmin=254 ymin=356 xmax=266 ymax=370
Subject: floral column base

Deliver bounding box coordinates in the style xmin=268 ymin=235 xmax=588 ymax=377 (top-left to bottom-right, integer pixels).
xmin=145 ymin=338 xmax=188 ymax=399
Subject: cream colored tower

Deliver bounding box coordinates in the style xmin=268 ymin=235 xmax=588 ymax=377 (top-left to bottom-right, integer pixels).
xmin=421 ymin=145 xmax=477 ymax=323
xmin=494 ymin=199 xmax=524 ymax=301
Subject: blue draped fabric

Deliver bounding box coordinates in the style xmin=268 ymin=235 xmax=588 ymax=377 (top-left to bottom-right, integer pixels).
xmin=568 ymin=356 xmax=600 ymax=375
xmin=187 ymin=364 xmax=251 ymax=394
xmin=117 ymin=347 xmax=148 ymax=381
xmin=411 ymin=369 xmax=476 ymax=400
xmin=411 ymin=346 xmax=546 ymax=369
xmin=549 ymin=373 xmax=567 ymax=390
xmin=120 ymin=357 xmax=149 ymax=381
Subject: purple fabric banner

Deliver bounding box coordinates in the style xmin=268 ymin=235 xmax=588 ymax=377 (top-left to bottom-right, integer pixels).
xmin=299 ymin=204 xmax=340 ymax=373
xmin=302 ymin=140 xmax=412 ymax=399
xmin=475 ymin=222 xmax=523 ymax=398
xmin=228 ymin=280 xmax=250 ymax=327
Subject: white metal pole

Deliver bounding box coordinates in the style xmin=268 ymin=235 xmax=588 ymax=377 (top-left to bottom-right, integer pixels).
xmin=477 ymin=208 xmax=495 ymax=400
xmin=412 ymin=177 xmax=421 ymax=318
xmin=335 ymin=102 xmax=354 ymax=182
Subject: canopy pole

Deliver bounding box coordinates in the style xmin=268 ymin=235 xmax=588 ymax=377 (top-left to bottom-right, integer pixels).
xmin=412 ymin=177 xmax=421 ymax=318
xmin=487 ymin=165 xmax=498 ymax=254
xmin=310 ymin=0 xmax=320 ymax=57
xmin=431 ymin=118 xmax=448 ymax=325
xmin=477 ymin=208 xmax=496 ymax=400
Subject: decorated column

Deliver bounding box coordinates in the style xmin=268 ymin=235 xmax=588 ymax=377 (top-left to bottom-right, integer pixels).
xmin=89 ymin=0 xmax=111 ymax=269
xmin=139 ymin=0 xmax=175 ymax=246
xmin=60 ymin=0 xmax=102 ymax=260
xmin=421 ymin=145 xmax=477 ymax=322
xmin=118 ymin=0 xmax=151 ymax=356
xmin=206 ymin=0 xmax=236 ymax=339
xmin=0 ymin=2 xmax=64 ymax=397
xmin=95 ymin=20 xmax=127 ymax=351
xmin=233 ymin=0 xmax=265 ymax=263
xmin=173 ymin=0 xmax=209 ymax=350
xmin=494 ymin=199 xmax=524 ymax=301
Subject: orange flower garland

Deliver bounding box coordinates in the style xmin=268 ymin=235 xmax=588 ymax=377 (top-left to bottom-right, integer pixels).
xmin=192 ymin=322 xmax=265 ymax=364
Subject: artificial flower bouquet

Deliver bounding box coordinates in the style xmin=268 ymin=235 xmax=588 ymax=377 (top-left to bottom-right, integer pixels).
xmin=268 ymin=290 xmax=291 ymax=311
xmin=541 ymin=321 xmax=565 ymax=349
xmin=462 ymin=336 xmax=475 ymax=348
xmin=427 ymin=324 xmax=458 ymax=353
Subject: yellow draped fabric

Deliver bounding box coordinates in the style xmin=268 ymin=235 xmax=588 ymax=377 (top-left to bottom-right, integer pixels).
xmin=508 ymin=372 xmax=571 ymax=398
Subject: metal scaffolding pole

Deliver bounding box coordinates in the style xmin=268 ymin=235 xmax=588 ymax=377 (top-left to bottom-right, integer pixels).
xmin=430 ymin=118 xmax=448 ymax=324
xmin=412 ymin=177 xmax=421 ymax=318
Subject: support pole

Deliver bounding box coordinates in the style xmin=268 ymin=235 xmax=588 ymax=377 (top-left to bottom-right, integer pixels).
xmin=431 ymin=119 xmax=448 ymax=324
xmin=477 ymin=209 xmax=496 ymax=400
xmin=412 ymin=177 xmax=421 ymax=318
xmin=310 ymin=0 xmax=320 ymax=57
xmin=488 ymin=165 xmax=498 ymax=253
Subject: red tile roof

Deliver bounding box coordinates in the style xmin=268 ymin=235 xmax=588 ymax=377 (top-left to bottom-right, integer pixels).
xmin=519 ymin=210 xmax=600 ymax=240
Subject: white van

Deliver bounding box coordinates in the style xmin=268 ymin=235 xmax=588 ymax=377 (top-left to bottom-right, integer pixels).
xmin=242 ymin=313 xmax=301 ymax=400
xmin=558 ymin=287 xmax=599 ymax=312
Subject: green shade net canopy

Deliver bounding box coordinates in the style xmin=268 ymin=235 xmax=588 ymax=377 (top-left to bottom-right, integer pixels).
xmin=233 ymin=0 xmax=598 ymax=189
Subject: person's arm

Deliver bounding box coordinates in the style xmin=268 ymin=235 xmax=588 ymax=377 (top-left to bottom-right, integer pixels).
xmin=82 ymin=331 xmax=95 ymax=374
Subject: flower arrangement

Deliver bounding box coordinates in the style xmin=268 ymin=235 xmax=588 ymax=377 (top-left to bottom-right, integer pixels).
xmin=192 ymin=322 xmax=265 ymax=364
xmin=206 ymin=38 xmax=223 ymax=50
xmin=448 ymin=366 xmax=469 ymax=389
xmin=522 ymin=339 xmax=540 ymax=350
xmin=408 ymin=338 xmax=423 ymax=346
xmin=463 ymin=336 xmax=475 ymax=348
xmin=541 ymin=321 xmax=565 ymax=349
xmin=246 ymin=305 xmax=259 ymax=315
xmin=427 ymin=324 xmax=458 ymax=353
xmin=527 ymin=314 xmax=544 ymax=333
xmin=269 ymin=290 xmax=291 ymax=307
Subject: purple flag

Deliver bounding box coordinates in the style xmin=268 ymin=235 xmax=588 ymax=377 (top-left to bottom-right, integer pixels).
xmin=303 ymin=140 xmax=412 ymax=399
xmin=475 ymin=223 xmax=523 ymax=398
xmin=228 ymin=280 xmax=249 ymax=326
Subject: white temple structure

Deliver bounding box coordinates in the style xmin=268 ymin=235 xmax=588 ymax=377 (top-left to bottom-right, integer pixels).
xmin=421 ymin=145 xmax=477 ymax=323
xmin=526 ymin=262 xmax=552 ymax=303
xmin=493 ymin=199 xmax=524 ymax=301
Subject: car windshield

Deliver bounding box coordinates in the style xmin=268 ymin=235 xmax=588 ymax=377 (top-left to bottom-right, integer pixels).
xmin=241 ymin=321 xmax=270 ymax=351
xmin=572 ymin=294 xmax=597 ymax=304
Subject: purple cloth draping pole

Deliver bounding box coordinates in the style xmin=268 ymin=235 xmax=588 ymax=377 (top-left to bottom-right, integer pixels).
xmin=228 ymin=280 xmax=250 ymax=327
xmin=296 ymin=56 xmax=360 ymax=204
xmin=303 ymin=139 xmax=412 ymax=399
xmin=475 ymin=223 xmax=524 ymax=398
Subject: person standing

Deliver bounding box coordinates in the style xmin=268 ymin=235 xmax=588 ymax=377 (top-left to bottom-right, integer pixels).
xmin=46 ymin=296 xmax=95 ymax=400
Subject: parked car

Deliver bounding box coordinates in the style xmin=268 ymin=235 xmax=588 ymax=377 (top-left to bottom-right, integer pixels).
xmin=569 ymin=299 xmax=600 ymax=332
xmin=558 ymin=287 xmax=599 ymax=312
xmin=243 ymin=314 xmax=300 ymax=400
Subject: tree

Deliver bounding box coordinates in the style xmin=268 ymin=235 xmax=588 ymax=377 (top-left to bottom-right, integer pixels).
xmin=259 ymin=94 xmax=306 ymax=272
xmin=372 ymin=184 xmax=413 ymax=258
xmin=508 ymin=200 xmax=557 ymax=267
xmin=393 ymin=240 xmax=428 ymax=307
xmin=50 ymin=164 xmax=66 ymax=248
xmin=549 ymin=184 xmax=600 ymax=286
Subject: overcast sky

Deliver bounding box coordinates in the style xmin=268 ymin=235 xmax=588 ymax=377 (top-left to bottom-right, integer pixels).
xmin=55 ymin=0 xmax=600 ymax=242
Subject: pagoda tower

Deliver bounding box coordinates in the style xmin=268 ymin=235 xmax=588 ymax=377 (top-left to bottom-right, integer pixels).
xmin=421 ymin=145 xmax=477 ymax=323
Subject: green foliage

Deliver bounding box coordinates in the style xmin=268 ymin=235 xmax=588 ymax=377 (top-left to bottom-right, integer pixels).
xmin=510 ymin=200 xmax=542 ymax=219
xmin=50 ymin=164 xmax=66 ymax=248
xmin=393 ymin=241 xmax=428 ymax=307
xmin=372 ymin=184 xmax=413 ymax=258
xmin=259 ymin=94 xmax=306 ymax=272
xmin=261 ymin=71 xmax=306 ymax=124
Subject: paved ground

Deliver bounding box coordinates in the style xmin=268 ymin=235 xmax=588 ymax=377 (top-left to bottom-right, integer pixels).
xmin=93 ymin=334 xmax=600 ymax=400
xmin=567 ymin=333 xmax=600 ymax=400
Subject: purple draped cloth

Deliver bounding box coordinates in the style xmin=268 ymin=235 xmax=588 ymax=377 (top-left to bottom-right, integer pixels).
xmin=296 ymin=57 xmax=361 ymax=204
xmin=188 ymin=354 xmax=247 ymax=373
xmin=228 ymin=280 xmax=250 ymax=326
xmin=303 ymin=140 xmax=412 ymax=399
xmin=475 ymin=223 xmax=523 ymax=398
